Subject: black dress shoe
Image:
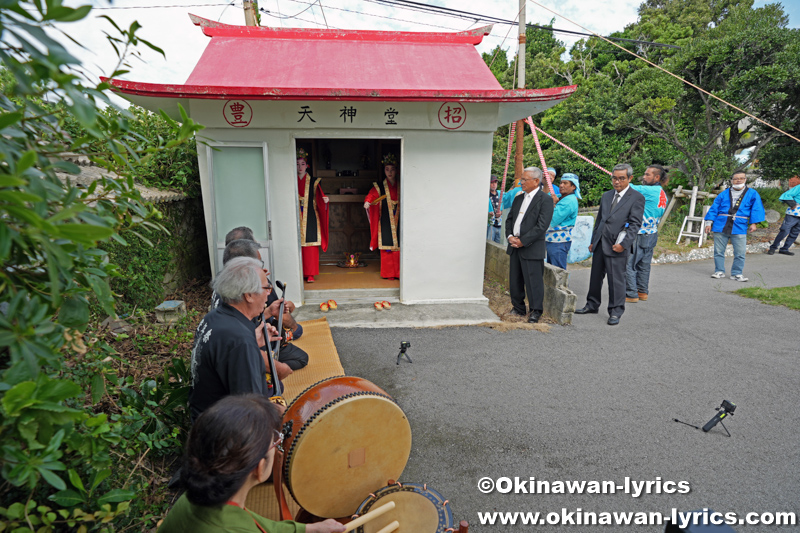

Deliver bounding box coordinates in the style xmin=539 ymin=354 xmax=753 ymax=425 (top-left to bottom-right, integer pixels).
xmin=766 ymin=249 xmax=775 ymax=255
xmin=528 ymin=311 xmax=542 ymax=323
xmin=607 ymin=315 xmax=620 ymax=326
xmin=509 ymin=308 xmax=527 ymax=316
xmin=779 ymin=250 xmax=795 ymax=256
xmin=574 ymin=306 xmax=598 ymax=315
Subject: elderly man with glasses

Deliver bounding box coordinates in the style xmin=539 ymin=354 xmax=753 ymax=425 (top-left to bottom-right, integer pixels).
xmin=189 ymin=256 xmax=282 ymax=422
xmin=212 ymin=238 xmax=308 ymax=375
xmin=575 ymin=164 xmax=645 ymax=326
xmin=506 ymin=167 xmax=554 ymax=323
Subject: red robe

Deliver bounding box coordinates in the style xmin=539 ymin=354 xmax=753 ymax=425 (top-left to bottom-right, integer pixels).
xmin=365 ymin=180 xmax=400 ymax=279
xmin=298 ymin=173 xmax=328 ymax=277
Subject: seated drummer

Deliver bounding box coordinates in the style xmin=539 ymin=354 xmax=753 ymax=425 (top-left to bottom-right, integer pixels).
xmin=215 ymin=231 xmax=309 ymax=373
xmin=159 ymin=394 xmax=345 ymax=533
xmin=189 ymin=257 xmax=282 ymax=422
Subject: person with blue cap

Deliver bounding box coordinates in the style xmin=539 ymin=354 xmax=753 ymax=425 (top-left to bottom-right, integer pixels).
xmin=545 ymin=173 xmax=580 ymax=269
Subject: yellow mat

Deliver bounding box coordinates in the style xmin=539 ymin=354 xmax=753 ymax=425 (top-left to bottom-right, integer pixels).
xmin=247 ymin=316 xmax=344 ymax=519
xmin=282 ymin=317 xmax=345 ymax=402
xmin=304 ymin=263 xmax=399 ymax=291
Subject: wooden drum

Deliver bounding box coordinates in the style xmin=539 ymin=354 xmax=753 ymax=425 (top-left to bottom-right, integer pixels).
xmin=352 ymin=482 xmax=454 ymax=533
xmin=281 ymin=376 xmax=412 ymax=518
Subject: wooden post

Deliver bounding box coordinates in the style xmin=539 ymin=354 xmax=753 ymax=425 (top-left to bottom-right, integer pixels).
xmin=514 ymin=0 xmax=526 ymax=185
xmin=243 ymin=0 xmax=258 ymax=26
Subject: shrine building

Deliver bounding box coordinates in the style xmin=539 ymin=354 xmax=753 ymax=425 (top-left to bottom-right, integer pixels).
xmin=108 ymin=16 xmax=575 ymax=307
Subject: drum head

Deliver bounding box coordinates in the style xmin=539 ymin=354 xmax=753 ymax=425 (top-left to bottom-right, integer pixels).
xmin=288 ymin=394 xmax=412 ymax=518
xmin=356 ymin=483 xmax=453 ymax=533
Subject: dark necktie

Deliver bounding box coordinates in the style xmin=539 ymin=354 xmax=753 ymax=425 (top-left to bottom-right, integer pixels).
xmin=611 ymin=193 xmax=620 ymax=211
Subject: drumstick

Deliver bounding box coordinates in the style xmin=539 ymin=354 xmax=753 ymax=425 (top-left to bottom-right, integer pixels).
xmin=374 ymin=521 xmax=399 ymax=533
xmin=343 ymin=501 xmax=396 ymax=532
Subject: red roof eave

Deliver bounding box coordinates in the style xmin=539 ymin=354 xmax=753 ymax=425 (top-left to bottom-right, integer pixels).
xmin=104 ymin=78 xmax=577 ymax=103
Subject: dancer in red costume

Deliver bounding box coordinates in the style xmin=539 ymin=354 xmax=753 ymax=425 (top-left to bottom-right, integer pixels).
xmin=363 ymin=154 xmax=400 ymax=279
xmin=297 ymin=149 xmax=328 ymax=283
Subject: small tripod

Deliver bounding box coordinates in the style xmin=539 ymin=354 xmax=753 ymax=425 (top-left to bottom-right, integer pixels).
xmin=674 ymin=400 xmax=736 ymax=437
xmin=396 ymin=341 xmax=413 ymax=365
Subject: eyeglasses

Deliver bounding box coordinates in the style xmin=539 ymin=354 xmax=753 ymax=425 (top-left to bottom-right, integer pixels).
xmin=611 ymin=176 xmax=629 ymax=182
xmin=262 ymin=285 xmax=273 ymax=294
xmin=268 ymin=431 xmax=284 ymax=452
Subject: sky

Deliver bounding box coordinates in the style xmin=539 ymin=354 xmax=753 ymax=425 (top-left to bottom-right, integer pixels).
xmin=50 ymin=0 xmax=798 ymax=106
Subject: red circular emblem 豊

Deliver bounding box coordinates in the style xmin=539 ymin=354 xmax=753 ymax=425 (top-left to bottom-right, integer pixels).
xmin=223 ymin=100 xmax=253 ymax=127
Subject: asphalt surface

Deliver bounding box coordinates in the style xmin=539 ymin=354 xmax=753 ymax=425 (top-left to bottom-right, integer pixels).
xmin=329 ymin=252 xmax=799 ymax=532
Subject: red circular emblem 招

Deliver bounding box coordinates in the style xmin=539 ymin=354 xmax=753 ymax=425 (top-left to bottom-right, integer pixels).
xmin=437 ymin=102 xmax=466 ymax=130
xmin=223 ymin=100 xmax=253 ymax=127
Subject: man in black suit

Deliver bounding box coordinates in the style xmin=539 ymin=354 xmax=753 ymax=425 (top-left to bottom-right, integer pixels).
xmin=506 ymin=167 xmax=554 ymax=323
xmin=575 ymin=164 xmax=645 ymax=325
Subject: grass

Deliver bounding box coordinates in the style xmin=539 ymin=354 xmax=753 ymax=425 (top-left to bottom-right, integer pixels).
xmin=735 ymin=285 xmax=800 ymax=310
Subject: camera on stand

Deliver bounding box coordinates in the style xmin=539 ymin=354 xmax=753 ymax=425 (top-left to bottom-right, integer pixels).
xmin=702 ymin=400 xmax=736 ymax=435
xmin=397 ymin=341 xmax=412 ymax=365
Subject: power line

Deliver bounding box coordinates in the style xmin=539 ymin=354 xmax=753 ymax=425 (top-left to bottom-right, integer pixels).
xmin=362 ymin=0 xmax=680 ymax=49
xmin=89 ymin=3 xmax=232 ymax=9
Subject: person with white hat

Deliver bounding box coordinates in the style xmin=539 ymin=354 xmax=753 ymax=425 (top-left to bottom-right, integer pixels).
xmin=545 ymin=173 xmax=581 ymax=269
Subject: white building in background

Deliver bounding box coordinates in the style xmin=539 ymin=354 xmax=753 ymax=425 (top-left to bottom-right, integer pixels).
xmin=108 ymin=16 xmax=575 ymax=306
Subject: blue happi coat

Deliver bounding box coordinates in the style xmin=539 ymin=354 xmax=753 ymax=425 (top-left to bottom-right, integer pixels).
xmin=546 ymin=193 xmax=578 ymax=242
xmin=779 ymin=184 xmax=800 ymax=217
xmin=630 ymin=184 xmax=667 ymax=234
xmin=704 ymin=187 xmax=765 ymax=234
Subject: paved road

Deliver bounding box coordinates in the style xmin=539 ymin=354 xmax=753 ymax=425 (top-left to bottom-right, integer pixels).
xmin=330 ymin=252 xmax=799 ymax=532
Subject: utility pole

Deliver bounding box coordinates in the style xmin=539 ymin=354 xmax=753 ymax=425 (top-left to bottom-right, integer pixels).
xmin=514 ymin=0 xmax=526 ymax=184
xmin=243 ymin=0 xmax=259 ymax=26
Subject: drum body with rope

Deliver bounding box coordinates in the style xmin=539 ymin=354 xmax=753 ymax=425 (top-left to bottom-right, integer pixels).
xmin=352 ymin=482 xmax=454 ymax=533
xmin=281 ymin=376 xmax=412 ymax=518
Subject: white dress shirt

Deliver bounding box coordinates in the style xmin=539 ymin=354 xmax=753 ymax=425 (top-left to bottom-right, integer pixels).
xmin=511 ymin=188 xmax=538 ymax=238
xmin=612 ymin=185 xmax=630 ymax=203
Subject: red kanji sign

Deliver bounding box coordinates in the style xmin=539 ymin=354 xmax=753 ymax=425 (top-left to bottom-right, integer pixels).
xmin=223 ymin=100 xmax=253 ymax=127
xmin=438 ymin=102 xmax=466 ymax=130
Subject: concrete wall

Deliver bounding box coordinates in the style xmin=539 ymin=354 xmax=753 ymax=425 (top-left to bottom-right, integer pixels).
xmin=193 ymin=99 xmax=499 ymax=306
xmin=484 ymin=240 xmax=577 ymax=325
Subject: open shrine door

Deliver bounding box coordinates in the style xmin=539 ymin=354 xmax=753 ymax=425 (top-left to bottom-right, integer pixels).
xmin=207 ymin=142 xmax=274 ymax=280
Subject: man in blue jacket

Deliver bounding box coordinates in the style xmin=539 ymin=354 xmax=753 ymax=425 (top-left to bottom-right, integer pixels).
xmin=626 ymin=164 xmax=669 ymax=302
xmin=767 ymin=174 xmax=800 ymax=256
xmin=704 ymin=171 xmax=765 ymax=282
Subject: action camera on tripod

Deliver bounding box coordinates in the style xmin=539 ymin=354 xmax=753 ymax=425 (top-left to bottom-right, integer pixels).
xmin=702 ymin=400 xmax=736 ymax=433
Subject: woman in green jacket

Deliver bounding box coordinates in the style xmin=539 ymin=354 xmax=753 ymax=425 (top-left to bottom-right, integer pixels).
xmin=158 ymin=395 xmax=345 ymax=533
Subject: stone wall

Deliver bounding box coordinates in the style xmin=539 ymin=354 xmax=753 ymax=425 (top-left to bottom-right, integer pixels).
xmin=160 ymin=198 xmax=210 ymax=292
xmin=485 ymin=241 xmax=577 ymax=325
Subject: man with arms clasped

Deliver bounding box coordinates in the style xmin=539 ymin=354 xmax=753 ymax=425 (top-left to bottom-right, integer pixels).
xmin=575 ymin=164 xmax=645 ymax=326
xmin=506 ymin=167 xmax=554 ymax=324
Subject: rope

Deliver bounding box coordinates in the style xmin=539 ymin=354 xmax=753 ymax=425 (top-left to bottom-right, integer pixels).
xmin=496 ymin=121 xmax=516 ymax=210
xmin=529 ymin=121 xmax=612 ymax=176
xmin=525 ymin=0 xmax=800 ymax=145
xmin=524 ymin=117 xmax=556 ymax=196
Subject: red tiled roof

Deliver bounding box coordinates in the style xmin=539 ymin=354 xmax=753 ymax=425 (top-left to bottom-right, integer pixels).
xmin=106 ymin=16 xmax=576 ymax=104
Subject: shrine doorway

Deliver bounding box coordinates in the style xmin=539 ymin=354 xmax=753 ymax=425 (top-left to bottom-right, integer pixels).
xmin=295 ymin=138 xmax=401 ymax=302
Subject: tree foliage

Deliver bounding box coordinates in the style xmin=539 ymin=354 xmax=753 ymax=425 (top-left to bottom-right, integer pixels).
xmin=485 ymin=0 xmax=799 ymax=200
xmin=0 ymin=1 xmax=202 ymax=530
